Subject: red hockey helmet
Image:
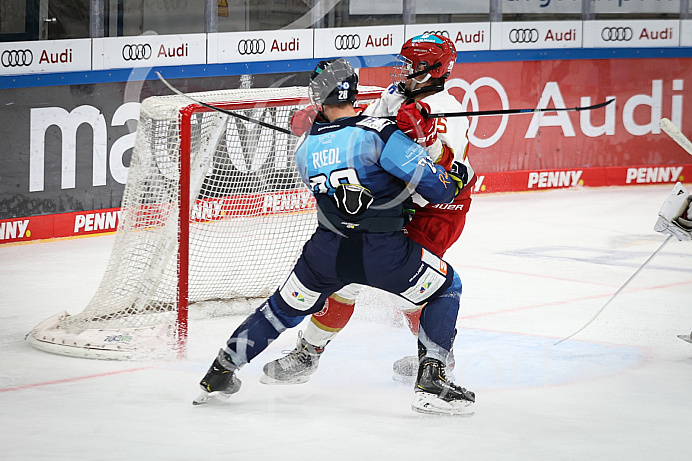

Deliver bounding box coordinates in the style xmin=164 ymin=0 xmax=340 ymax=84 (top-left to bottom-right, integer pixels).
xmin=391 ymin=33 xmax=457 ymax=87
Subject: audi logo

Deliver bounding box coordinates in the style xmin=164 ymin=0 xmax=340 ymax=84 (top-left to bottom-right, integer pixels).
xmin=1 ymin=49 xmax=33 ymax=67
xmin=423 ymin=30 xmax=450 ymax=38
xmin=334 ymin=34 xmax=361 ymax=50
xmin=237 ymin=39 xmax=266 ymax=55
xmin=509 ymin=28 xmax=539 ymax=43
xmin=601 ymin=27 xmax=633 ymax=42
xmin=447 ymin=76 xmax=511 ymax=149
xmin=122 ymin=44 xmax=152 ymax=61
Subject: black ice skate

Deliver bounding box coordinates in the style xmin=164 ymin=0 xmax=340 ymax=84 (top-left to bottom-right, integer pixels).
xmin=193 ymin=351 xmax=241 ymax=405
xmin=260 ymin=333 xmax=326 ymax=385
xmin=412 ymin=357 xmax=475 ymax=416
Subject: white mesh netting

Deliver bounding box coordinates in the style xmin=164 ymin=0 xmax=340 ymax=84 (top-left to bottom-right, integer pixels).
xmin=28 ymin=85 xmax=383 ymax=359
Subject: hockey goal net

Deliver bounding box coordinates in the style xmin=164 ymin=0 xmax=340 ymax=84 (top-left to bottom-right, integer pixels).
xmin=28 ymin=84 xmax=384 ymax=360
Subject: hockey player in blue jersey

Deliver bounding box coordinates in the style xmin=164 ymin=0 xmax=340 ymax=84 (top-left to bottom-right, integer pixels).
xmin=195 ymin=58 xmax=475 ymax=415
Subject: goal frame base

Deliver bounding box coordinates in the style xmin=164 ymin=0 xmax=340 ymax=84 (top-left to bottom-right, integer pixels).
xmin=28 ymin=311 xmax=177 ymax=360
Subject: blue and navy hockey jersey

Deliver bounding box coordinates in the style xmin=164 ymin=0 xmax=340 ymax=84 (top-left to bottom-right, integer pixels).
xmin=294 ymin=115 xmax=456 ymax=210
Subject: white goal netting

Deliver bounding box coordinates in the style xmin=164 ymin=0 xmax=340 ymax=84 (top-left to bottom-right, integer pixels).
xmin=28 ymin=84 xmax=384 ymax=360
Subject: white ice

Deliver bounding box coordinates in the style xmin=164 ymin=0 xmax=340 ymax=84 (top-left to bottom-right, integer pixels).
xmin=1 ymin=185 xmax=691 ymax=460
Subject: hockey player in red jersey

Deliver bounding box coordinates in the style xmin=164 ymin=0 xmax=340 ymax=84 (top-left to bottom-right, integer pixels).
xmin=262 ymin=33 xmax=477 ymax=384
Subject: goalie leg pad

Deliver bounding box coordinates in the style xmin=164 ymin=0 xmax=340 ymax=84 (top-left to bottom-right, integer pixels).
xmin=655 ymin=182 xmax=692 ymax=241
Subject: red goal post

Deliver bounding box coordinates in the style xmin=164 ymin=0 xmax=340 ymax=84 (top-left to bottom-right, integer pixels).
xmin=28 ymin=85 xmax=385 ymax=360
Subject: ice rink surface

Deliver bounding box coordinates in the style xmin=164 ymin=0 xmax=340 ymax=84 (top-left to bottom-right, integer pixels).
xmin=1 ymin=185 xmax=691 ymax=460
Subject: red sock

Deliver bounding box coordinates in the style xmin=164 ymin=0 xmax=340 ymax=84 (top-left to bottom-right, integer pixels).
xmin=311 ymin=296 xmax=356 ymax=332
xmin=402 ymin=309 xmax=421 ymax=335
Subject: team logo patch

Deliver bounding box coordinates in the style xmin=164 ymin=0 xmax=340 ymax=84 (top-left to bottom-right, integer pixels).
xmin=439 ymin=172 xmax=451 ymax=188
xmin=279 ymin=273 xmax=321 ymax=311
xmin=401 ymin=268 xmax=446 ymax=304
xmin=356 ymin=116 xmax=393 ymax=132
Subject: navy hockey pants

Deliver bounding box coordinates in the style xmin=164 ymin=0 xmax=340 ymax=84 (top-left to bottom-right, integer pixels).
xmin=223 ymin=228 xmax=462 ymax=367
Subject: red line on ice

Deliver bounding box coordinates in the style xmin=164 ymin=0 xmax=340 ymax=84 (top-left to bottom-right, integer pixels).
xmin=0 ymin=366 xmax=152 ymax=393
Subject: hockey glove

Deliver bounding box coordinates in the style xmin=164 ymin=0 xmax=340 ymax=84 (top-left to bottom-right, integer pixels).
xmin=396 ymin=101 xmax=438 ymax=147
xmin=290 ymin=105 xmax=324 ymax=136
xmin=448 ymin=161 xmax=469 ymax=197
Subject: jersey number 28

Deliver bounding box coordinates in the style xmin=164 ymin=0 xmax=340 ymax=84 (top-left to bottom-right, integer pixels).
xmin=310 ymin=167 xmax=361 ymax=194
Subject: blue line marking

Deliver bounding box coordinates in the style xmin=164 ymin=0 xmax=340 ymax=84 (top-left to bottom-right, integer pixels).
xmin=455 ymin=329 xmax=646 ymax=390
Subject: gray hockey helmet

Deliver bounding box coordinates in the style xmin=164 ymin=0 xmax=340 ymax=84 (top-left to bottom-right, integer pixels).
xmin=308 ymin=58 xmax=359 ymax=107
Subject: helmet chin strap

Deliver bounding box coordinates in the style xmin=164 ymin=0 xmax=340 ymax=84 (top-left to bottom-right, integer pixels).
xmin=402 ymin=77 xmax=445 ymax=98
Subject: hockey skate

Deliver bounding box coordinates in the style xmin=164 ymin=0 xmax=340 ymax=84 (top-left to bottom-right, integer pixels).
xmin=193 ymin=352 xmax=241 ymax=405
xmin=411 ymin=357 xmax=474 ymax=416
xmin=260 ymin=333 xmax=325 ymax=385
xmin=678 ymin=331 xmax=692 ymax=344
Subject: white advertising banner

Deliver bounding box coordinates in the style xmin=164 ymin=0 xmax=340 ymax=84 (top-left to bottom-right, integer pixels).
xmin=0 ymin=39 xmax=91 ymax=76
xmin=313 ymin=25 xmax=405 ymax=58
xmin=92 ymin=34 xmax=206 ymax=70
xmin=491 ymin=21 xmax=582 ymax=50
xmin=583 ymin=20 xmax=679 ymax=48
xmin=208 ymin=29 xmax=313 ymax=64
xmin=404 ymin=23 xmax=491 ymax=52
xmin=503 ymin=0 xmax=582 ymax=14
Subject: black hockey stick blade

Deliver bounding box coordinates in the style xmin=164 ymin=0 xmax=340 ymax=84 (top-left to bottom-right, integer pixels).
xmin=420 ymin=98 xmax=615 ymax=119
xmin=155 ymin=72 xmax=294 ymax=136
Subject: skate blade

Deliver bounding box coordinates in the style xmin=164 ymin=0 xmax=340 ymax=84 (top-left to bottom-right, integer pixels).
xmin=678 ymin=334 xmax=692 ymax=344
xmin=192 ymin=389 xmax=235 ymax=406
xmin=192 ymin=390 xmax=212 ymax=405
xmin=259 ymin=373 xmax=310 ymax=385
xmin=411 ymin=392 xmax=475 ymax=417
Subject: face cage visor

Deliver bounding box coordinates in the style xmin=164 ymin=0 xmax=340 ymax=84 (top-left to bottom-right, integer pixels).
xmin=390 ymin=54 xmax=432 ymax=93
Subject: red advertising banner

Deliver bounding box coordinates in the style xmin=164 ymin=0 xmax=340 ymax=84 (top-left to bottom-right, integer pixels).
xmin=2 ymin=164 xmax=688 ymax=244
xmin=360 ymin=57 xmax=692 ymax=174
xmin=0 ymin=189 xmax=316 ymax=244
xmin=0 ymin=208 xmax=121 ymax=244
xmin=3 ymin=56 xmax=692 ymax=245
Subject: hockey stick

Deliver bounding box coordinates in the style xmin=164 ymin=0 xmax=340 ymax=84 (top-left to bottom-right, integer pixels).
xmin=419 ymin=98 xmax=615 ymax=119
xmin=155 ymin=72 xmax=294 ymax=136
xmin=660 ymin=118 xmax=692 ymax=157
xmin=554 ymin=235 xmax=672 ymax=346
